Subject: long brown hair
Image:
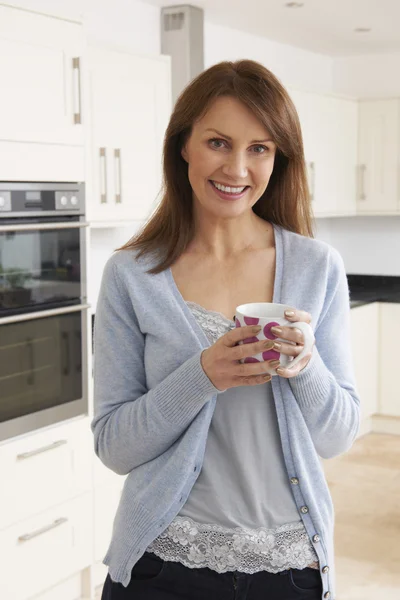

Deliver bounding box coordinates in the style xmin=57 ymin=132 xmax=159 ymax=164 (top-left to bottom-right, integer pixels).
xmin=118 ymin=59 xmax=314 ymax=274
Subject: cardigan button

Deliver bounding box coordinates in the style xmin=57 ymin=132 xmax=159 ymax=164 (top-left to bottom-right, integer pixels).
xmin=324 ymin=593 xmax=331 ymax=599
xmin=322 ymin=566 xmax=330 ymax=574
xmin=290 ymin=477 xmax=299 ymax=485
xmin=300 ymin=506 xmax=309 ymax=514
xmin=312 ymin=534 xmax=320 ymax=543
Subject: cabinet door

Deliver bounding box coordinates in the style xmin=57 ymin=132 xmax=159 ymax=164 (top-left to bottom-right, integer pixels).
xmin=350 ymin=303 xmax=379 ymax=423
xmin=87 ymin=47 xmax=171 ymax=223
xmin=289 ymin=89 xmax=358 ymax=217
xmin=357 ymin=100 xmax=400 ymax=213
xmin=0 ymin=493 xmax=93 ymax=600
xmin=0 ymin=5 xmax=84 ymax=146
xmin=379 ymin=303 xmax=400 ymax=416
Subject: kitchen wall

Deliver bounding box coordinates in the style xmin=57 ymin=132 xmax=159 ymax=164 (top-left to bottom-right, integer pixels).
xmin=11 ymin=0 xmax=399 ymax=298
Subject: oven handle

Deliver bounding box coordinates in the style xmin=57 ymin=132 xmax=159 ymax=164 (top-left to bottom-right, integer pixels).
xmin=0 ymin=303 xmax=90 ymax=326
xmin=0 ymin=222 xmax=89 ymax=233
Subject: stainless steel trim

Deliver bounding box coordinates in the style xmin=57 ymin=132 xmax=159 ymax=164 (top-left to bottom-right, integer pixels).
xmin=17 ymin=439 xmax=68 ymax=461
xmin=114 ymin=148 xmax=122 ymax=203
xmin=0 ymin=222 xmax=89 ymax=233
xmin=0 ymin=303 xmax=90 ymax=326
xmin=72 ymin=57 xmax=82 ymax=125
xmin=18 ymin=517 xmax=68 ymax=542
xmin=359 ymin=164 xmax=366 ymax=201
xmin=100 ymin=148 xmax=107 ymax=203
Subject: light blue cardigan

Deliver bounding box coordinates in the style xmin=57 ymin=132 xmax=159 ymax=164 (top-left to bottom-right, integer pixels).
xmin=92 ymin=223 xmax=360 ymax=599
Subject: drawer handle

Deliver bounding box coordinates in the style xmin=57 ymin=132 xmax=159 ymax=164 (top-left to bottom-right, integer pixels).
xmin=17 ymin=439 xmax=68 ymax=461
xmin=72 ymin=57 xmax=82 ymax=125
xmin=18 ymin=517 xmax=68 ymax=542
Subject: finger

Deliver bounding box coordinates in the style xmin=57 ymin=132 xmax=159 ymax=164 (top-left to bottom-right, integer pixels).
xmin=231 ymin=338 xmax=278 ymax=362
xmin=270 ymin=325 xmax=304 ymax=345
xmin=273 ymin=341 xmax=303 ymax=358
xmin=276 ymin=354 xmax=312 ymax=378
xmin=284 ymin=308 xmax=312 ymax=324
xmin=226 ymin=325 xmax=263 ymax=347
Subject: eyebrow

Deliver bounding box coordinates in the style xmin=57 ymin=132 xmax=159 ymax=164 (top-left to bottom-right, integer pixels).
xmin=204 ymin=128 xmax=274 ymax=144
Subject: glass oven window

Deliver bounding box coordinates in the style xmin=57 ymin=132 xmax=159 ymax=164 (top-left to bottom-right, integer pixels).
xmin=0 ymin=222 xmax=81 ymax=316
xmin=0 ymin=312 xmax=82 ymax=423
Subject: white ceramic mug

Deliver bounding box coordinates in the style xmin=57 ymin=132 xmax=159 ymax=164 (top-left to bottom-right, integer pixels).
xmin=234 ymin=303 xmax=315 ymax=376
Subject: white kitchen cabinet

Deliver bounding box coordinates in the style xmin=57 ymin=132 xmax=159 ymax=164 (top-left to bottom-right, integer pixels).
xmin=85 ymin=46 xmax=171 ymax=224
xmin=357 ymin=100 xmax=400 ymax=213
xmin=0 ymin=417 xmax=92 ymax=531
xmin=289 ymin=89 xmax=358 ymax=217
xmin=350 ymin=303 xmax=379 ymax=425
xmin=0 ymin=492 xmax=93 ymax=600
xmin=0 ymin=4 xmax=84 ymax=147
xmin=379 ymin=303 xmax=400 ymax=416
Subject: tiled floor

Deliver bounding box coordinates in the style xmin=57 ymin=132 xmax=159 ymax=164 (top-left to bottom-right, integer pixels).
xmin=94 ymin=432 xmax=400 ymax=600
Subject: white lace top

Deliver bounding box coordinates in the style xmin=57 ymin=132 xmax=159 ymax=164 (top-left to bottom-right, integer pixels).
xmin=147 ymin=301 xmax=319 ymax=574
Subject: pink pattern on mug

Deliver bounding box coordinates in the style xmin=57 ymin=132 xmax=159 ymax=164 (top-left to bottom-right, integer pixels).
xmin=264 ymin=321 xmax=280 ymax=340
xmin=244 ymin=316 xmax=260 ymax=326
xmin=262 ymin=349 xmax=280 ymax=361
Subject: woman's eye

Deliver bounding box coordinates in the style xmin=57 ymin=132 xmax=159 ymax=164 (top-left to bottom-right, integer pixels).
xmin=252 ymin=145 xmax=268 ymax=154
xmin=209 ymin=138 xmax=226 ymax=149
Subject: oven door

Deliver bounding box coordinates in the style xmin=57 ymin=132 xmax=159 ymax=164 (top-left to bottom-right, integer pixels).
xmin=0 ymin=305 xmax=89 ymax=442
xmin=0 ymin=217 xmax=87 ymax=317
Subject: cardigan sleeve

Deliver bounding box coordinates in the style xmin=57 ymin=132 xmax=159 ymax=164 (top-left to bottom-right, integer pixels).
xmin=91 ymin=257 xmax=219 ymax=476
xmin=288 ymin=247 xmax=361 ymax=459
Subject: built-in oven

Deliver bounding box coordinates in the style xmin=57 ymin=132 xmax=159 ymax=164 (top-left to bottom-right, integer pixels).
xmin=0 ymin=182 xmax=89 ymax=442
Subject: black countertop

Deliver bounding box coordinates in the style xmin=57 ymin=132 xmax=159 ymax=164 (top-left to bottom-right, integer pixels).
xmin=348 ymin=274 xmax=400 ymax=308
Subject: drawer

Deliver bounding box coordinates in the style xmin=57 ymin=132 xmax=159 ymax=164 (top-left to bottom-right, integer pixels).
xmin=0 ymin=492 xmax=93 ymax=600
xmin=0 ymin=417 xmax=92 ymax=530
xmin=94 ymin=481 xmax=124 ymax=563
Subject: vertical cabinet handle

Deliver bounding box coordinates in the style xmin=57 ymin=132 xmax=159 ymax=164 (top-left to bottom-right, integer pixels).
xmin=307 ymin=161 xmax=315 ymax=202
xmin=100 ymin=148 xmax=107 ymax=204
xmin=114 ymin=149 xmax=122 ymax=204
xmin=72 ymin=57 xmax=82 ymax=125
xmin=359 ymin=164 xmax=366 ymax=201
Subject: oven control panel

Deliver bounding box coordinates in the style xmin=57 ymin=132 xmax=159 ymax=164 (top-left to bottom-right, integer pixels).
xmin=0 ymin=182 xmax=85 ymax=216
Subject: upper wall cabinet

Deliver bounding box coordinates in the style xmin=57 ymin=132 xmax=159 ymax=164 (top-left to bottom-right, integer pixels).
xmin=85 ymin=46 xmax=171 ymax=224
xmin=289 ymin=89 xmax=358 ymax=218
xmin=357 ymin=99 xmax=400 ymax=214
xmin=0 ymin=5 xmax=84 ymax=147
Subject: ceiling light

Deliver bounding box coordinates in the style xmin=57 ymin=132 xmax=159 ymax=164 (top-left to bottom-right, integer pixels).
xmin=285 ymin=2 xmax=304 ymax=7
xmin=354 ymin=27 xmax=371 ymax=33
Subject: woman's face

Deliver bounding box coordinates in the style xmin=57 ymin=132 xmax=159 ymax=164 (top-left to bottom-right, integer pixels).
xmin=181 ymin=96 xmax=277 ymax=219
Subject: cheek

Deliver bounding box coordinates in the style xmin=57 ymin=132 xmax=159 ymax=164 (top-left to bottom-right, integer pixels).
xmin=189 ymin=148 xmax=221 ymax=180
xmin=255 ymin=159 xmax=275 ymax=187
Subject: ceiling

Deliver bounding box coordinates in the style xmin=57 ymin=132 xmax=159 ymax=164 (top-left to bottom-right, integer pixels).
xmin=142 ymin=0 xmax=400 ymax=57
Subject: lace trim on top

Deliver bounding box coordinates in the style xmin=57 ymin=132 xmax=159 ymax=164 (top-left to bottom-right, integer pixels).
xmin=186 ymin=300 xmax=235 ymax=344
xmin=147 ymin=301 xmax=319 ymax=574
xmin=147 ymin=516 xmax=319 ymax=574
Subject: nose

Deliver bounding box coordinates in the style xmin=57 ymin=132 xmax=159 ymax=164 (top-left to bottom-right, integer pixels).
xmin=221 ymin=151 xmax=248 ymax=181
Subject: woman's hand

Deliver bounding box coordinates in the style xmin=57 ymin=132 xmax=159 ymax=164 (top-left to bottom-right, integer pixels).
xmin=271 ymin=308 xmax=315 ymax=379
xmin=201 ymin=325 xmax=277 ymax=391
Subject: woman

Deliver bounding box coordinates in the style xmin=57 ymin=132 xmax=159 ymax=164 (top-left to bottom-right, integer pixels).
xmin=92 ymin=60 xmax=360 ymax=600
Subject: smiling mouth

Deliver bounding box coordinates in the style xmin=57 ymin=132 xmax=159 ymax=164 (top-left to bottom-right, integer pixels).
xmin=210 ymin=180 xmax=250 ymax=194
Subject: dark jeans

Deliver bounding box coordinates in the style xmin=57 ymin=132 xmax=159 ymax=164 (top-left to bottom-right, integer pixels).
xmin=102 ymin=551 xmax=323 ymax=600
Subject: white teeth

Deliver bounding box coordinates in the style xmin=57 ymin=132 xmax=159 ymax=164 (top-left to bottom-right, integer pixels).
xmin=212 ymin=181 xmax=246 ymax=194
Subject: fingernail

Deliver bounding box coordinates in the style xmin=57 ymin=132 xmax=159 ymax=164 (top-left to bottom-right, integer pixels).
xmin=273 ymin=342 xmax=282 ymax=350
xmin=269 ymin=360 xmax=280 ymax=367
xmin=276 ymin=367 xmax=284 ymax=375
xmin=252 ymin=326 xmax=262 ymax=333
xmin=270 ymin=326 xmax=282 ymax=335
xmin=285 ymin=310 xmax=295 ymax=317
xmin=264 ymin=340 xmax=274 ymax=348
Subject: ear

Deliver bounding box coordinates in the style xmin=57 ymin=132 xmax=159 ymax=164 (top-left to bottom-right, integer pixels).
xmin=181 ymin=144 xmax=188 ymax=162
